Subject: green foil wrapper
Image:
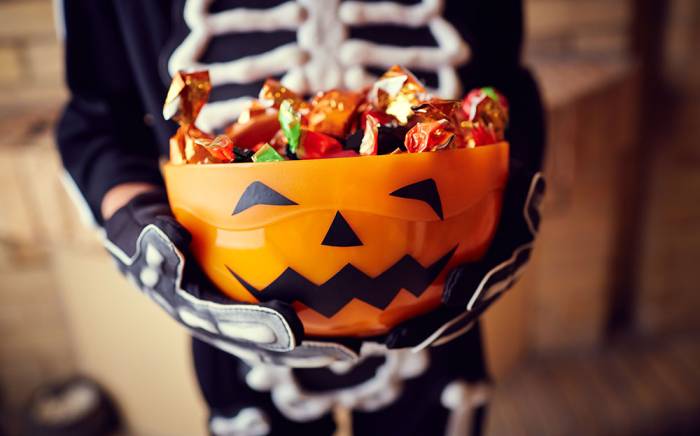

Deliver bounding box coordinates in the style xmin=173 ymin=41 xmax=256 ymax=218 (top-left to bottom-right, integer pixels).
xmin=278 ymin=99 xmax=302 ymax=155
xmin=252 ymin=144 xmax=284 ymax=162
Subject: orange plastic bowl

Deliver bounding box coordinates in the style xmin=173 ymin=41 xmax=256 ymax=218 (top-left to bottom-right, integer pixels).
xmin=162 ymin=142 xmax=509 ymax=337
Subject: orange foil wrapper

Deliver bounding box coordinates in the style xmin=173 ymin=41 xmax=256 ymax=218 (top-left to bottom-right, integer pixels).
xmin=196 ymin=134 xmax=235 ymax=162
xmin=185 ymin=127 xmax=214 ymax=163
xmin=169 ymin=126 xmax=215 ymax=164
xmin=307 ymin=90 xmax=364 ymax=138
xmin=225 ymin=113 xmax=280 ymax=149
xmin=297 ymin=130 xmax=343 ymax=159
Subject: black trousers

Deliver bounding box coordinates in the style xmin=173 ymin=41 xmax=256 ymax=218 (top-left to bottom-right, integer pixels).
xmin=192 ymin=325 xmax=489 ymax=436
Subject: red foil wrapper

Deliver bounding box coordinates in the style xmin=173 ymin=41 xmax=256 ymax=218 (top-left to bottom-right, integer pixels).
xmin=462 ymin=87 xmax=509 ymax=143
xmin=404 ymin=119 xmax=456 ymax=153
xmin=297 ymin=130 xmax=344 ymax=159
xmin=360 ymin=109 xmax=396 ymax=127
xmin=467 ymin=123 xmax=498 ymax=147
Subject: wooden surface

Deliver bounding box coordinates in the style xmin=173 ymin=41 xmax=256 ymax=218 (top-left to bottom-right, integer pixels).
xmin=487 ymin=333 xmax=700 ymax=436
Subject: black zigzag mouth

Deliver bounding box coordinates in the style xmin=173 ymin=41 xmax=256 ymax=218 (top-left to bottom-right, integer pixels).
xmin=227 ymin=246 xmax=457 ymax=317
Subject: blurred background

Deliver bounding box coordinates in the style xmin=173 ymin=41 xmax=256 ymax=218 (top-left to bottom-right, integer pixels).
xmin=0 ymin=0 xmax=698 ymax=435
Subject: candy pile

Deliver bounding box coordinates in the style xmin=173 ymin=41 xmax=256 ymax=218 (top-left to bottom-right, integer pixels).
xmin=165 ymin=66 xmax=509 ymax=164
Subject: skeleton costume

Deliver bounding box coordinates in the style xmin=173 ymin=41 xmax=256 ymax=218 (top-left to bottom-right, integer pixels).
xmin=56 ymin=1 xmax=545 ymax=435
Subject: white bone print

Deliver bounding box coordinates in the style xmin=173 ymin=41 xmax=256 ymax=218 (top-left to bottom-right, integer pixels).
xmin=168 ymin=0 xmax=470 ymax=132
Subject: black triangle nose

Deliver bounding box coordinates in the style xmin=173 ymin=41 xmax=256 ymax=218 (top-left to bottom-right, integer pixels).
xmin=322 ymin=212 xmax=363 ymax=247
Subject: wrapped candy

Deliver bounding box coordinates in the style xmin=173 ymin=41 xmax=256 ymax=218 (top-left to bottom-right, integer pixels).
xmin=467 ymin=123 xmax=499 ymax=147
xmin=184 ymin=127 xmax=214 ymax=163
xmin=279 ymin=99 xmax=302 ymax=155
xmin=259 ymin=79 xmax=309 ymax=113
xmin=411 ymin=99 xmax=467 ymax=148
xmin=252 ymin=144 xmax=285 ymax=162
xmin=308 ymin=90 xmax=364 ymax=138
xmin=369 ymin=65 xmax=426 ymax=125
xmin=404 ymin=119 xmax=455 ymax=153
xmin=163 ymin=71 xmax=211 ymax=124
xmin=360 ymin=109 xmax=396 ymax=127
xmin=165 ymin=65 xmax=510 ymax=166
xmin=163 ymin=71 xmax=213 ymax=164
xmin=359 ymin=114 xmax=379 ymax=156
xmin=197 ymin=134 xmax=234 ymax=162
xmin=462 ymin=87 xmax=509 ymax=145
xmin=297 ymin=130 xmax=344 ymax=159
xmin=225 ymin=113 xmax=280 ymax=149
xmin=463 ymin=87 xmax=509 ymax=121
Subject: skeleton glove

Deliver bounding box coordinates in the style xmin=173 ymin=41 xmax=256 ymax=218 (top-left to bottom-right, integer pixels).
xmin=385 ymin=165 xmax=545 ymax=349
xmin=103 ymin=189 xmax=305 ymax=363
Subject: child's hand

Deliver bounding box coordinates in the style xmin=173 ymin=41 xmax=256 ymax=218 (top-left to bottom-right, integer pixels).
xmin=102 ymin=189 xmax=357 ymax=366
xmin=384 ymin=169 xmax=545 ymax=350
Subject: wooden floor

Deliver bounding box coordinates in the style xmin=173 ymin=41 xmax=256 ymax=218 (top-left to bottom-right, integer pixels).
xmin=487 ymin=333 xmax=700 ymax=436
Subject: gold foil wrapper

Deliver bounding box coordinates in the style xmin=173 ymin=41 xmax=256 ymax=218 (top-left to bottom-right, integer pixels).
xmin=185 ymin=127 xmax=214 ymax=164
xmin=258 ymin=79 xmax=309 ymax=113
xmin=163 ymin=71 xmax=212 ymax=124
xmin=472 ymin=97 xmax=508 ymax=141
xmin=370 ymin=65 xmax=426 ymax=125
xmin=164 ymin=71 xmax=213 ymax=164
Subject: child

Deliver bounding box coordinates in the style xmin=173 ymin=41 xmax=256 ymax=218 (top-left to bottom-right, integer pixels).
xmin=57 ymin=1 xmax=545 ymax=434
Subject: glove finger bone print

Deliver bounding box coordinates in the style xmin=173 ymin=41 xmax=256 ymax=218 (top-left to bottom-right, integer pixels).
xmin=209 ymin=407 xmax=270 ymax=436
xmin=103 ymin=191 xmax=359 ymax=366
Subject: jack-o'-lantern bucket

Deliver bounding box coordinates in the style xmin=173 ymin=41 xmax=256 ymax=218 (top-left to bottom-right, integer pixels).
xmin=162 ymin=142 xmax=508 ymax=337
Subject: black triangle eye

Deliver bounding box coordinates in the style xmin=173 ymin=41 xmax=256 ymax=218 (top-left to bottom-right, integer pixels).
xmin=390 ymin=178 xmax=444 ymax=220
xmin=232 ymin=181 xmax=297 ymax=215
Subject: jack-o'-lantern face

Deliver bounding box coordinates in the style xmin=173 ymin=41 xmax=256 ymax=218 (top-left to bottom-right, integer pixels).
xmin=163 ymin=143 xmax=508 ymax=337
